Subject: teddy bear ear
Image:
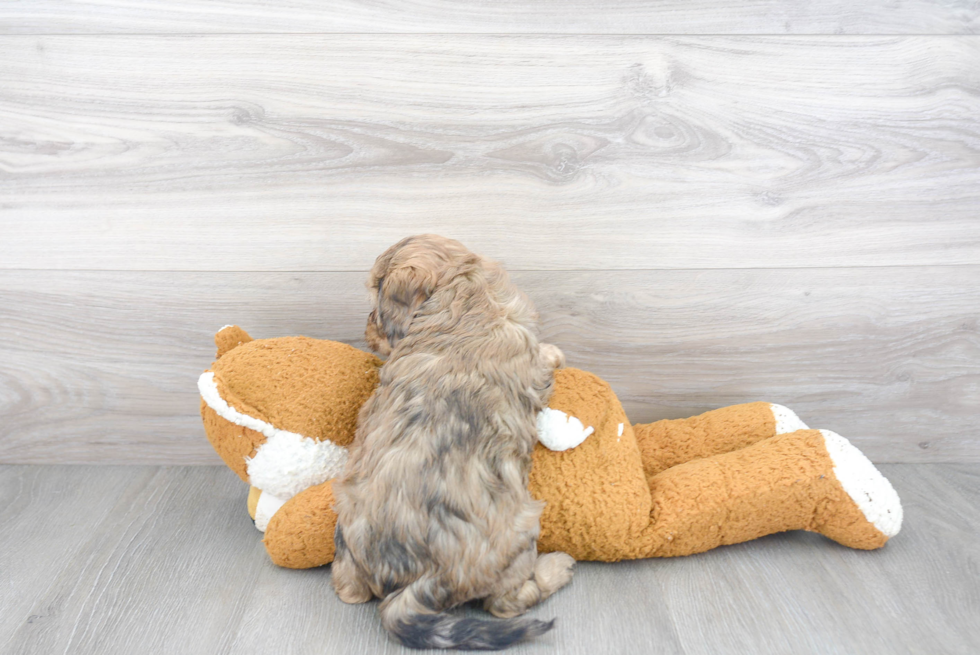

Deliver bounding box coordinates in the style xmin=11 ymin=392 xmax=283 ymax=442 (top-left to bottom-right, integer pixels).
xmin=215 ymin=325 xmax=253 ymax=358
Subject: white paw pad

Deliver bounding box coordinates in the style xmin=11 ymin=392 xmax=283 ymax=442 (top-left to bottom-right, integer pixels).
xmin=820 ymin=430 xmax=903 ymax=538
xmin=770 ymin=404 xmax=809 ymax=434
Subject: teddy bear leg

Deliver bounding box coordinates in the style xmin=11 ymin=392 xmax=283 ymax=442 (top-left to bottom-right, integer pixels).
xmin=631 ymin=429 xmax=902 ymax=559
xmin=261 ymin=479 xmax=340 ymax=569
xmin=632 ymin=402 xmax=809 ymax=479
xmin=246 ymin=486 xmax=292 ymax=532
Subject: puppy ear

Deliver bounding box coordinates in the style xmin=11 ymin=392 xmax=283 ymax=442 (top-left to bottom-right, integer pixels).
xmin=377 ymin=265 xmax=433 ymax=345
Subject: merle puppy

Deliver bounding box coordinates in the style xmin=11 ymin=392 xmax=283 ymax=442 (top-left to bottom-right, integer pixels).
xmin=332 ymin=234 xmax=573 ymax=650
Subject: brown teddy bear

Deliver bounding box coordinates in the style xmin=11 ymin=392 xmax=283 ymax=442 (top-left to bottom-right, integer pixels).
xmin=200 ymin=326 xmax=902 ymax=569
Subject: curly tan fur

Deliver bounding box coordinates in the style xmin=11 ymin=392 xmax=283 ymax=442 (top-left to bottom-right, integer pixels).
xmin=333 ymin=235 xmax=573 ymax=650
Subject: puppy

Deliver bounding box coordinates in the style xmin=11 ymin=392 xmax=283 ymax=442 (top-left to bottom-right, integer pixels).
xmin=332 ymin=235 xmax=574 ymax=650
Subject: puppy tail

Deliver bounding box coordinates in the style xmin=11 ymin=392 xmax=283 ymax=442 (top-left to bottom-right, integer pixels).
xmin=380 ymin=580 xmax=555 ymax=650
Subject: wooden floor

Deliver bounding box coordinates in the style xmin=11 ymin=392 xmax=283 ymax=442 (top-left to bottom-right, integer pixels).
xmin=1 ymin=463 xmax=976 ymax=654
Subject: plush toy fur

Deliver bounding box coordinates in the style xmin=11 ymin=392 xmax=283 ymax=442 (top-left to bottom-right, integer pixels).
xmin=199 ymin=326 xmax=902 ymax=569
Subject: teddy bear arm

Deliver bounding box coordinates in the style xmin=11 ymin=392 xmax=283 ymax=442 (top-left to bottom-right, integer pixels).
xmin=263 ymin=479 xmax=340 ymax=569
xmin=533 ymin=368 xmax=653 ymax=561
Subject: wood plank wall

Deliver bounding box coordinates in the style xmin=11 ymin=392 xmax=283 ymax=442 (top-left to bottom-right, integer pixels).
xmin=1 ymin=4 xmax=978 ymax=464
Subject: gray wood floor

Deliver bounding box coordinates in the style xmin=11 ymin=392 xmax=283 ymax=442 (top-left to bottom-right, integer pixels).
xmin=1 ymin=463 xmax=977 ymax=654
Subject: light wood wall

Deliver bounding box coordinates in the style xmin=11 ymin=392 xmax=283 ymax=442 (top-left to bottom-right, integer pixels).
xmin=1 ymin=4 xmax=978 ymax=464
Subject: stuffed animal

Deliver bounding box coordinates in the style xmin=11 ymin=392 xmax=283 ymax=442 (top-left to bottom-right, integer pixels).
xmin=199 ymin=326 xmax=902 ymax=569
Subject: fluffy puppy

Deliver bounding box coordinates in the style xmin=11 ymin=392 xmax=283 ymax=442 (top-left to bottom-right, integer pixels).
xmin=332 ymin=235 xmax=574 ymax=650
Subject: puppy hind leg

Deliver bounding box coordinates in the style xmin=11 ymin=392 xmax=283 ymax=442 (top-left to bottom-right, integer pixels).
xmin=485 ymin=551 xmax=575 ymax=619
xmin=533 ymin=551 xmax=575 ymax=599
xmin=332 ymin=553 xmax=372 ymax=604
xmin=331 ymin=528 xmax=372 ymax=604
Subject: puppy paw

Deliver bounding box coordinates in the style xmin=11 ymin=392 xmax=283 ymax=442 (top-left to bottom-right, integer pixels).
xmin=534 ymin=552 xmax=575 ymax=595
xmin=332 ymin=555 xmax=374 ymax=604
xmin=334 ymin=580 xmax=373 ymax=604
xmin=539 ymin=343 xmax=565 ymax=369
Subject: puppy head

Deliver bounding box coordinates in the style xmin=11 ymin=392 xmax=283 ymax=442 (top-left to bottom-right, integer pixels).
xmin=366 ymin=234 xmax=480 ymax=355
